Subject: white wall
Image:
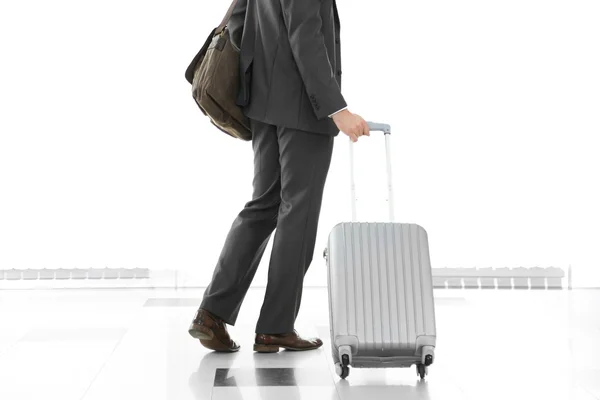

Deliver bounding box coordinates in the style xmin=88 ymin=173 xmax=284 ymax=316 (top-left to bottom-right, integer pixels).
xmin=0 ymin=0 xmax=598 ymax=287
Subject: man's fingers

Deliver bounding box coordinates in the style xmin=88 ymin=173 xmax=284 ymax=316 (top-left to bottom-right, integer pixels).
xmin=344 ymin=130 xmax=358 ymax=142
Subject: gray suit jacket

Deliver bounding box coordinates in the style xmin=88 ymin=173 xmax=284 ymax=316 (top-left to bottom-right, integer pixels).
xmin=228 ymin=0 xmax=345 ymax=136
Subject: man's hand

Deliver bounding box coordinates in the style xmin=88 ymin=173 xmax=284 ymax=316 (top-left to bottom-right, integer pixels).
xmin=332 ymin=110 xmax=370 ymax=142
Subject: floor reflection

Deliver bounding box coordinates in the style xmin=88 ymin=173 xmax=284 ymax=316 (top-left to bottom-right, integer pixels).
xmin=187 ymin=351 xmax=334 ymax=400
xmin=188 ymin=351 xmax=241 ymax=400
xmin=253 ymin=354 xmax=303 ymax=400
xmin=335 ymin=380 xmax=433 ymax=400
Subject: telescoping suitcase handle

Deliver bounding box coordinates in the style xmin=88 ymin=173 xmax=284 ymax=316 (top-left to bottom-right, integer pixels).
xmin=349 ymin=121 xmax=395 ymax=222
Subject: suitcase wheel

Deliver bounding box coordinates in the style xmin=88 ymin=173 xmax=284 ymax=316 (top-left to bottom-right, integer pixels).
xmin=335 ymin=363 xmax=350 ymax=379
xmin=416 ymin=363 xmax=427 ymax=380
xmin=341 ymin=366 xmax=349 ymax=379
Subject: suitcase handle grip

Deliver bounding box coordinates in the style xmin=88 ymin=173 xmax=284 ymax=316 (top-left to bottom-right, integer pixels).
xmin=366 ymin=121 xmax=391 ymax=134
xmin=349 ymin=121 xmax=395 ymax=222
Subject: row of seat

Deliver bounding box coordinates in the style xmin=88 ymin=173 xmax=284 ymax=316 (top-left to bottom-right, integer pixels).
xmin=0 ymin=267 xmax=151 ymax=280
xmin=431 ymin=267 xmax=565 ymax=289
xmin=0 ymin=266 xmax=566 ymax=289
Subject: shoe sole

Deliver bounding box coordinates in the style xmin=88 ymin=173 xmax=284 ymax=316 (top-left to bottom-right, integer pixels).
xmin=188 ymin=324 xmax=214 ymax=341
xmin=253 ymin=343 xmax=323 ymax=353
xmin=189 ymin=324 xmax=240 ymax=353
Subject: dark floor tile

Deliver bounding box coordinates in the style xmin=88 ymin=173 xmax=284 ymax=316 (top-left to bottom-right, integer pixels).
xmin=214 ymin=368 xmax=333 ymax=387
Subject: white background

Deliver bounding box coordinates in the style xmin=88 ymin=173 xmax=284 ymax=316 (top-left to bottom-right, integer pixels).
xmin=0 ymin=0 xmax=598 ymax=287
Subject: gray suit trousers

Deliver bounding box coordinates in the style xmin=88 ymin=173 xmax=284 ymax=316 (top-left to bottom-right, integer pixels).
xmin=201 ymin=119 xmax=334 ymax=334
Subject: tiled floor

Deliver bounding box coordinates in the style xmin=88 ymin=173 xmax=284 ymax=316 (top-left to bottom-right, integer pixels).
xmin=0 ymin=287 xmax=598 ymax=400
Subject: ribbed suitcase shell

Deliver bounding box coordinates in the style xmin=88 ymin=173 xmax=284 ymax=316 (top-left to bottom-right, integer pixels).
xmin=326 ymin=221 xmax=436 ymax=368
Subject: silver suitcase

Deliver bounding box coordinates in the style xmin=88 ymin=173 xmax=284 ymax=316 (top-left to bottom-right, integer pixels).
xmin=324 ymin=122 xmax=436 ymax=380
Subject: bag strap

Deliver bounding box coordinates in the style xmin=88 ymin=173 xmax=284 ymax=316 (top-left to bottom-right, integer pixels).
xmin=216 ymin=0 xmax=239 ymax=34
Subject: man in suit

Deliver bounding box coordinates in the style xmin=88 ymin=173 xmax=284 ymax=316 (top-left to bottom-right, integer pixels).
xmin=189 ymin=0 xmax=370 ymax=352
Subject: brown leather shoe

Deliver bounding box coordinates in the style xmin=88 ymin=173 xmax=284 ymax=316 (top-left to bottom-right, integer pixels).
xmin=188 ymin=309 xmax=240 ymax=352
xmin=254 ymin=330 xmax=323 ymax=353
